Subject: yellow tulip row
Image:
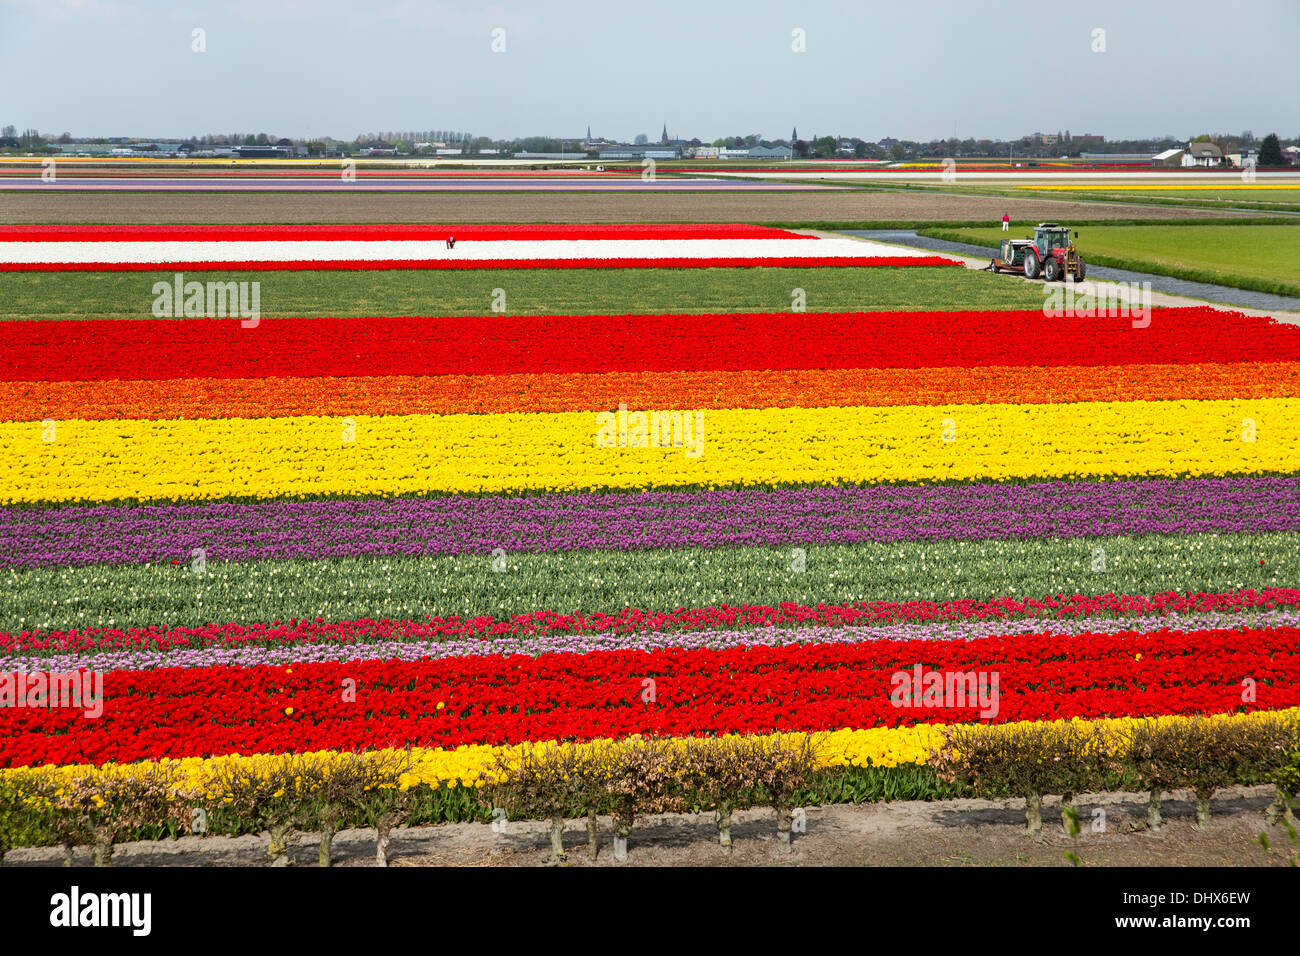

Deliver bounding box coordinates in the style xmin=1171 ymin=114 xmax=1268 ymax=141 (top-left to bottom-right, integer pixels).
xmin=4 ymin=709 xmax=1293 ymax=794
xmin=3 ymin=398 xmax=1298 ymax=503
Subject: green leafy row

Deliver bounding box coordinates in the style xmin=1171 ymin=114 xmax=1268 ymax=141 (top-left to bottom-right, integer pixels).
xmin=0 ymin=264 xmax=1048 ymax=322
xmin=3 ymin=531 xmax=1292 ymax=634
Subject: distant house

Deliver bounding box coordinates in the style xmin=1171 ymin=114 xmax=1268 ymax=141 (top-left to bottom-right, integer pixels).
xmin=598 ymin=145 xmax=682 ymax=160
xmin=1182 ymin=142 xmax=1223 ymax=167
xmin=718 ymin=146 xmax=794 ymax=159
xmin=233 ymin=146 xmax=291 ymax=158
xmin=1282 ymin=146 xmax=1300 ymax=165
xmin=1152 ymin=147 xmax=1184 ymax=167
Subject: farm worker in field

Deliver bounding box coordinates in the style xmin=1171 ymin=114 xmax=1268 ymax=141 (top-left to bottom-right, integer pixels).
xmin=1001 ymin=213 xmax=1010 ymax=232
xmin=446 ymin=235 xmax=456 ymax=249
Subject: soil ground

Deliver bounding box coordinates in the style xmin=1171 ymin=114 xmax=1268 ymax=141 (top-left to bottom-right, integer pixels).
xmin=0 ymin=191 xmax=1261 ymax=224
xmin=3 ymin=786 xmax=1293 ymax=867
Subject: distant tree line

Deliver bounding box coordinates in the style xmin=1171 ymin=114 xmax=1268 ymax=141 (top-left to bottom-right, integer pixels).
xmin=3 ymin=125 xmax=1297 ymax=163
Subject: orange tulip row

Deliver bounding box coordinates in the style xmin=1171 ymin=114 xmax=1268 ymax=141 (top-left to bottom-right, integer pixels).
xmin=5 ymin=361 xmax=1298 ymax=421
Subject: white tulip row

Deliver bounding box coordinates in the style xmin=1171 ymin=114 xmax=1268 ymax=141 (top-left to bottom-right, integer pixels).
xmin=0 ymin=236 xmax=950 ymax=266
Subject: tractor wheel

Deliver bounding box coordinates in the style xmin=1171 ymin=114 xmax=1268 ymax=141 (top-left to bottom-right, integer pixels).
xmin=1044 ymin=258 xmax=1062 ymax=282
xmin=1023 ymin=250 xmax=1039 ymax=279
xmin=1076 ymin=259 xmax=1086 ymax=281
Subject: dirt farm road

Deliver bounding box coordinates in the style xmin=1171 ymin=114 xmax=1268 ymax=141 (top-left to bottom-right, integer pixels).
xmin=0 ymin=189 xmax=1270 ymax=224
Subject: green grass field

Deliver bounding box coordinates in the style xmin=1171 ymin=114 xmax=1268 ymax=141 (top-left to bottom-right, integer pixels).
xmin=0 ymin=265 xmax=1051 ymax=321
xmin=1023 ymin=187 xmax=1300 ymax=203
xmin=928 ymin=181 xmax=1300 ymax=213
xmin=1012 ymin=187 xmax=1300 ymax=213
xmin=918 ymin=223 xmax=1300 ymax=296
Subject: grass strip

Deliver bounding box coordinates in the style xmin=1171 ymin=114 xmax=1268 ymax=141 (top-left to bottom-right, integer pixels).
xmin=759 ymin=217 xmax=1300 ymax=230
xmin=0 ymin=265 xmax=1050 ymax=321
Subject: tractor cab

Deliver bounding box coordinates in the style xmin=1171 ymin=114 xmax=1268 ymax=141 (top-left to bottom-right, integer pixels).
xmin=1033 ymin=223 xmax=1072 ymax=258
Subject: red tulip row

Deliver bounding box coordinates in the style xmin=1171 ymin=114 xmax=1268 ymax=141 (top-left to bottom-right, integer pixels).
xmin=4 ymin=309 xmax=1297 ymax=383
xmin=3 ymin=625 xmax=1295 ymax=767
xmin=0 ymin=223 xmax=811 ymax=243
xmin=6 ymin=587 xmax=1296 ymax=655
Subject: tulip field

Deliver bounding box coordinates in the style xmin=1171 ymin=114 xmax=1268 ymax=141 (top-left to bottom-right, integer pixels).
xmin=0 ymin=223 xmax=950 ymax=271
xmin=2 ymin=221 xmax=1300 ymax=858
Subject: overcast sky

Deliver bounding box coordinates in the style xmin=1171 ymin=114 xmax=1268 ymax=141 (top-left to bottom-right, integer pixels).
xmin=2 ymin=0 xmax=1296 ymax=143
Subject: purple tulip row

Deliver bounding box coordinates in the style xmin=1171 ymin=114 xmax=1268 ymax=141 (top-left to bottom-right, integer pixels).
xmin=4 ymin=475 xmax=1299 ymax=569
xmin=7 ymin=606 xmax=1294 ymax=674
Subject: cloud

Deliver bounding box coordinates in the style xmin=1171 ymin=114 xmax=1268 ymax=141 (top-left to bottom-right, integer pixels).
xmin=209 ymin=0 xmax=537 ymax=32
xmin=0 ymin=0 xmax=139 ymax=20
xmin=369 ymin=0 xmax=461 ymax=28
xmin=358 ymin=1 xmax=539 ymax=32
xmin=225 ymin=0 xmax=351 ymax=25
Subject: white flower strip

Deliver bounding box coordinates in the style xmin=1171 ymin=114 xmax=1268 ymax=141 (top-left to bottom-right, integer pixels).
xmin=0 ymin=236 xmax=947 ymax=265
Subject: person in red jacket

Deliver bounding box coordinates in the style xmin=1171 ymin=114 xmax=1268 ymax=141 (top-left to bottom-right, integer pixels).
xmin=1001 ymin=213 xmax=1010 ymax=232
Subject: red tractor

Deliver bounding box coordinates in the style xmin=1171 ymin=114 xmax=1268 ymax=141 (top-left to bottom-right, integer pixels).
xmin=989 ymin=222 xmax=1086 ymax=281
